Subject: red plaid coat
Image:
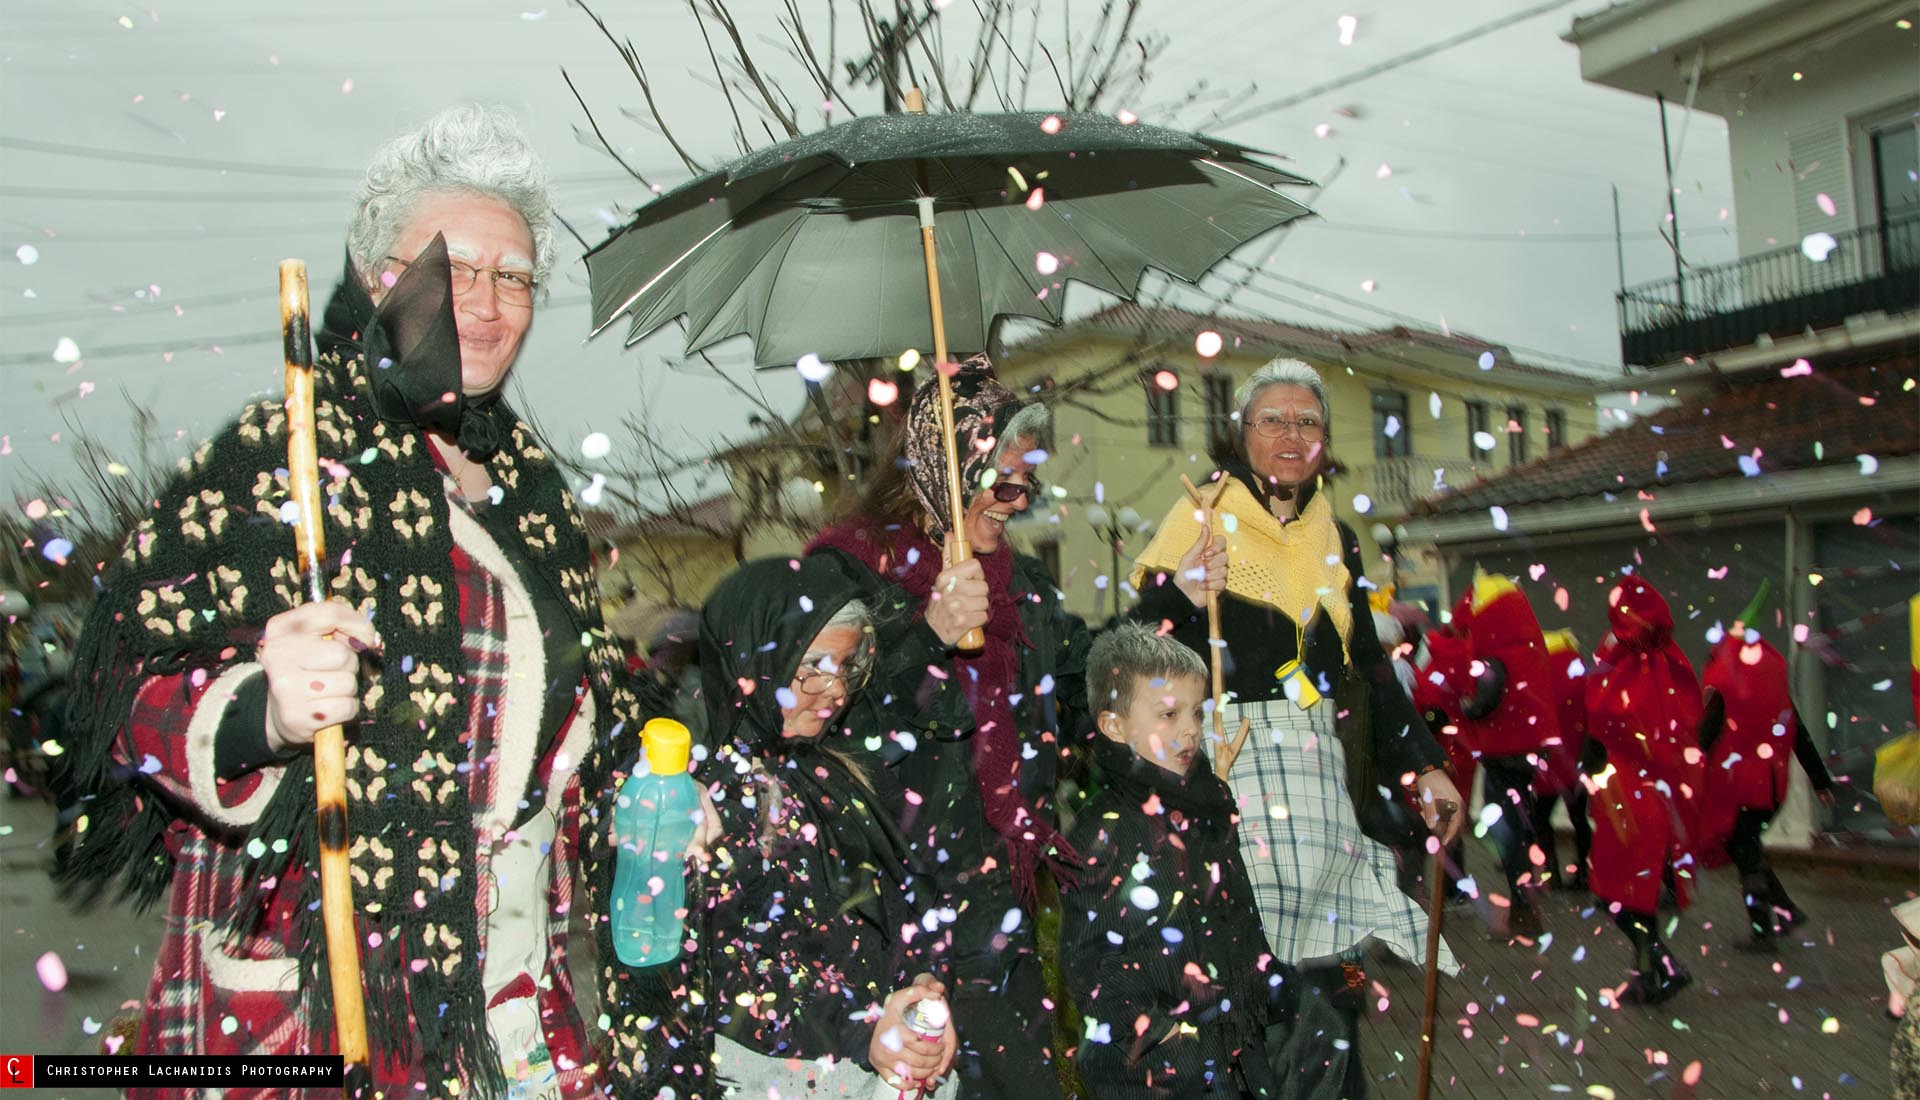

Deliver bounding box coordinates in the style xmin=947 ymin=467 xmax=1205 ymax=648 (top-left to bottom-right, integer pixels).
xmin=120 ymin=499 xmax=606 ymax=1099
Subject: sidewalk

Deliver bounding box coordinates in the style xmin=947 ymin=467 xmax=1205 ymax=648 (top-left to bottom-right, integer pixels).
xmin=1357 ymin=839 xmax=1910 ymax=1098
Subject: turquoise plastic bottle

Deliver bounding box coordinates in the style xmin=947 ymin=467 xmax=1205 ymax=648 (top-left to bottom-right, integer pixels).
xmin=610 ymin=717 xmax=702 ymax=967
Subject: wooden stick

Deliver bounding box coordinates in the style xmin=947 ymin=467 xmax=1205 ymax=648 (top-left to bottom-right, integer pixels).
xmin=1213 ymin=716 xmax=1253 ymax=780
xmin=1415 ymin=800 xmax=1459 ymax=1100
xmin=905 ymin=87 xmax=983 ymax=653
xmin=1179 ymin=475 xmax=1230 ymax=754
xmin=280 ymin=260 xmax=370 ymax=1085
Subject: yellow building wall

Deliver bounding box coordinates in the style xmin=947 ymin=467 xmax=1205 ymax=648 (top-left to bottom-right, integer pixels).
xmin=607 ymin=336 xmax=1600 ymax=627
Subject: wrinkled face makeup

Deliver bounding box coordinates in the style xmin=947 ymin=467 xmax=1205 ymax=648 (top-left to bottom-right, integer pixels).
xmin=1242 ymin=383 xmax=1326 ymax=491
xmin=961 ymin=440 xmax=1038 ymax=555
xmin=1101 ymin=673 xmax=1207 ymax=777
xmin=779 ymin=622 xmax=869 ymax=741
xmin=375 ymin=191 xmax=536 ymax=398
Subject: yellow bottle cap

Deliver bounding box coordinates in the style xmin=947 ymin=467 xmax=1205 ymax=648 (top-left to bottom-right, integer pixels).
xmin=642 ymin=717 xmax=692 ymax=775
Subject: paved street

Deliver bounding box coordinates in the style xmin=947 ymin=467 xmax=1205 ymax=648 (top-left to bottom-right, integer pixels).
xmin=2 ymin=790 xmax=1909 ymax=1097
xmin=1357 ymin=843 xmax=1910 ymax=1099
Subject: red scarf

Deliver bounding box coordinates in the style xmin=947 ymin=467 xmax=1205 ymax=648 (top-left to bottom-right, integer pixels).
xmin=809 ymin=520 xmax=1076 ymax=906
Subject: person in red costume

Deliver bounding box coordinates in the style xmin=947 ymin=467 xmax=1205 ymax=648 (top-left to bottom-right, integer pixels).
xmin=1413 ymin=571 xmax=1555 ymax=937
xmin=1530 ymin=629 xmax=1592 ymax=894
xmin=1582 ymin=575 xmax=1703 ymax=1005
xmin=1698 ymin=582 xmax=1836 ymax=951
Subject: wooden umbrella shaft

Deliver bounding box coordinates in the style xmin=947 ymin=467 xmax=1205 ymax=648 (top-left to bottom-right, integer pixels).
xmin=917 ymin=196 xmax=984 ymax=653
xmin=279 ymin=260 xmax=371 ymax=1076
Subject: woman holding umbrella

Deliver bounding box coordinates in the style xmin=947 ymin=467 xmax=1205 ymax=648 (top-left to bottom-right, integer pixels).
xmin=1128 ymin=357 xmax=1463 ymax=1098
xmin=807 ymin=358 xmax=1091 ymax=1099
xmin=55 ymin=105 xmax=635 ymax=1097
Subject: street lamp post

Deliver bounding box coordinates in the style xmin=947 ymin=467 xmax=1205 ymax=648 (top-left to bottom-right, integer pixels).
xmin=1369 ymin=521 xmax=1413 ymax=592
xmin=1087 ymin=503 xmax=1146 ymax=622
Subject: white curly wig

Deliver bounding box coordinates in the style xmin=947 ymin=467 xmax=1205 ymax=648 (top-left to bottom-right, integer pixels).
xmin=346 ymin=104 xmax=556 ymax=286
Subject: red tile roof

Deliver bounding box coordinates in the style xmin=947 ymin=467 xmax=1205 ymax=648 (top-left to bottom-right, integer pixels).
xmin=1415 ymin=357 xmax=1919 ymax=517
xmin=1027 ymin=302 xmax=1591 ymax=384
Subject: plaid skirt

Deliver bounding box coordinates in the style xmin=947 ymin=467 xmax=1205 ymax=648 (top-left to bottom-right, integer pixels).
xmin=1224 ymin=698 xmax=1459 ymax=975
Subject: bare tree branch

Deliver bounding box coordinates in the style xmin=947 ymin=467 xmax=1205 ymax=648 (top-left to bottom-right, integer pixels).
xmin=560 ymin=68 xmax=654 ymax=187
xmin=685 ymin=0 xmax=753 ymax=153
xmin=702 ymin=0 xmax=803 ymax=137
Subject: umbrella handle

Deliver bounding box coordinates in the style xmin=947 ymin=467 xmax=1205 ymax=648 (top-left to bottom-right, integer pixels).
xmin=916 ymin=194 xmax=984 ymax=654
xmin=280 ymin=261 xmax=371 ymax=1084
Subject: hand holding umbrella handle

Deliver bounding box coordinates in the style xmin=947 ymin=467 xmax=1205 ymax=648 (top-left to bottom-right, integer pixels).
xmin=913 ymin=180 xmax=985 ymax=654
xmin=280 ymin=261 xmax=371 ymax=1091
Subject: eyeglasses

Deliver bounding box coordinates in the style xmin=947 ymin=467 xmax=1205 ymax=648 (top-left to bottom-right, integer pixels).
xmin=383 ymin=256 xmax=537 ymax=305
xmin=988 ymin=478 xmax=1042 ymax=504
xmin=794 ymin=656 xmax=872 ymax=696
xmin=1248 ymin=414 xmax=1327 ymax=441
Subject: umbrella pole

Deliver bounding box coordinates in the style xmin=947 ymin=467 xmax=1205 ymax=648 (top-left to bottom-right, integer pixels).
xmin=916 ymin=193 xmax=985 ymax=654
xmin=1415 ymin=800 xmax=1459 ymax=1100
xmin=279 ymin=261 xmax=372 ymax=1091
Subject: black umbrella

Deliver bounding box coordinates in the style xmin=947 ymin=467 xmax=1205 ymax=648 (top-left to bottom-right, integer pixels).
xmin=585 ymin=97 xmax=1313 ymax=648
xmin=586 ymin=105 xmax=1312 ymax=362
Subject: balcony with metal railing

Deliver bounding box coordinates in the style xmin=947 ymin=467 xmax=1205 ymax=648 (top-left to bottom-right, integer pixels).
xmin=1364 ymin=454 xmax=1494 ymax=515
xmin=1617 ymin=212 xmax=1920 ymax=367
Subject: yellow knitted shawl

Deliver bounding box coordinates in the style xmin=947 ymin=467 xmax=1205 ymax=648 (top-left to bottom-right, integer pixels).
xmin=1130 ymin=478 xmax=1353 ymax=646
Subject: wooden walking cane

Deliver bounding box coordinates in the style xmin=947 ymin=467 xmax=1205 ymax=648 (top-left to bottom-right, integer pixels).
xmin=279 ymin=260 xmax=371 ymax=1087
xmin=1416 ymin=798 xmax=1460 ymax=1100
xmin=904 ymin=86 xmax=985 ymax=654
xmin=1177 ymin=475 xmax=1252 ymax=777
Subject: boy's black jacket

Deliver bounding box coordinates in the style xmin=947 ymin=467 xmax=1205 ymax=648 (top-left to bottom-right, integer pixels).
xmin=1060 ymin=734 xmax=1284 ymax=1098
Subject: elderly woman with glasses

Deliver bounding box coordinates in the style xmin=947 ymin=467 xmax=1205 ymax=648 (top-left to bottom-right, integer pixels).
xmin=1128 ymin=357 xmax=1464 ymax=1100
xmin=56 ymin=105 xmax=647 ymax=1098
xmin=806 ymin=357 xmax=1093 ymax=1100
xmin=606 ymin=556 xmax=959 ymax=1098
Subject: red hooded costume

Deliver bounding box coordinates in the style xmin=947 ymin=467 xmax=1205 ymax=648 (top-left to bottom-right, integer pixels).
xmin=1535 ymin=629 xmax=1588 ymax=800
xmin=1583 ymin=577 xmax=1704 ymax=913
xmin=1414 ymin=572 xmax=1557 ymax=765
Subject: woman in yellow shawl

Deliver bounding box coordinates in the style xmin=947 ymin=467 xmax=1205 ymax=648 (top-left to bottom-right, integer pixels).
xmin=1129 ymin=358 xmax=1463 ymax=1099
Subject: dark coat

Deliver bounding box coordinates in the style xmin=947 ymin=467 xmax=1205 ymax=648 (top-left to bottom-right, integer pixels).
xmin=1061 ymin=736 xmax=1290 ymax=1099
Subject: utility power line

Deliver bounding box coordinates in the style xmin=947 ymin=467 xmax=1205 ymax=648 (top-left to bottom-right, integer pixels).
xmin=1213 ymin=0 xmax=1583 ymax=128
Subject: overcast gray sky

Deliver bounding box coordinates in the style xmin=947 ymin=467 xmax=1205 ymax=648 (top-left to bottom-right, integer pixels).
xmin=1 ymin=0 xmax=1737 ymax=507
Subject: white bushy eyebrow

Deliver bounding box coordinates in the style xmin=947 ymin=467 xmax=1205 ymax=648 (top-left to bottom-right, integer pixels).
xmin=445 ymin=243 xmax=535 ymax=272
xmin=1253 ymin=405 xmax=1321 ymax=419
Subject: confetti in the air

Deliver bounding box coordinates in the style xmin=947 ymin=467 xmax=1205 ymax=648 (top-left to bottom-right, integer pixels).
xmin=1337 ymin=15 xmax=1359 ymax=45
xmin=36 ymin=951 xmax=68 ymax=992
xmin=15 ymin=244 xmax=38 ymax=265
xmin=580 ymin=432 xmax=612 ymax=459
xmin=52 ymin=337 xmax=81 ymax=363
xmin=796 ymin=353 xmax=832 ymax=382
xmin=868 ymin=378 xmax=899 ymax=406
xmin=1801 ymin=232 xmax=1837 ymax=261
xmin=1195 ymin=330 xmax=1223 ymax=357
xmin=1035 ymin=251 xmax=1060 ymax=275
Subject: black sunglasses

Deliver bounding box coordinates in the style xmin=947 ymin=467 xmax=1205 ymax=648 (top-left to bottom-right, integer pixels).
xmin=988 ymin=478 xmax=1041 ymax=504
